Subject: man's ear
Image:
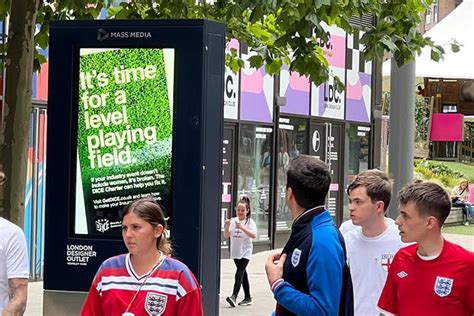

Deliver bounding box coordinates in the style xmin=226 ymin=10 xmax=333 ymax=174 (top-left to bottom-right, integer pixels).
xmin=286 ymin=187 xmax=294 ymax=202
xmin=426 ymin=216 xmax=439 ymax=230
xmin=375 ymin=201 xmax=385 ymax=215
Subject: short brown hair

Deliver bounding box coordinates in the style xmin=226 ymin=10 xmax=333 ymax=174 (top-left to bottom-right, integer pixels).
xmin=398 ymin=182 xmax=451 ymax=225
xmin=347 ymin=169 xmax=392 ymax=211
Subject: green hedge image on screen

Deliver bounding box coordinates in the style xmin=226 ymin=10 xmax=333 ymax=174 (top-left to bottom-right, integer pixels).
xmin=77 ymin=48 xmax=173 ymax=201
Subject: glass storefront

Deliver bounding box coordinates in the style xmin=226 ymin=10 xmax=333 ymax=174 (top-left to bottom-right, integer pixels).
xmin=275 ymin=117 xmax=308 ymax=230
xmin=237 ymin=124 xmax=272 ymax=241
xmin=343 ymin=123 xmax=371 ymax=221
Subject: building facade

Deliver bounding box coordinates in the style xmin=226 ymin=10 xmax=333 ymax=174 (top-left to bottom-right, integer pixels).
xmin=1 ymin=18 xmax=379 ymax=262
xmin=221 ymin=25 xmax=377 ymax=252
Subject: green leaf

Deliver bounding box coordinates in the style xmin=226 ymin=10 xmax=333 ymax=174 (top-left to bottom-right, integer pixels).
xmin=380 ymin=37 xmax=398 ymax=52
xmin=450 ymin=41 xmax=461 ymax=53
xmin=249 ymin=55 xmax=264 ymax=69
xmin=334 ymin=76 xmax=345 ymax=93
xmin=265 ymin=58 xmax=282 ymax=75
xmin=305 ymin=13 xmax=319 ymax=25
xmin=35 ymin=31 xmax=49 ymax=50
xmin=0 ymin=0 xmax=11 ymax=18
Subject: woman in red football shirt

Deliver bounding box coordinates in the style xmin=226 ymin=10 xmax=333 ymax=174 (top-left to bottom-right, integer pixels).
xmin=82 ymin=197 xmax=203 ymax=316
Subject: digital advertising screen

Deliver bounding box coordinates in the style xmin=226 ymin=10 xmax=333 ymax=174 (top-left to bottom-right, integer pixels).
xmin=74 ymin=48 xmax=175 ymax=237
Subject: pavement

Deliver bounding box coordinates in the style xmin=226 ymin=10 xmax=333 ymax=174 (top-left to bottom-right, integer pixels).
xmin=25 ymin=233 xmax=473 ymax=315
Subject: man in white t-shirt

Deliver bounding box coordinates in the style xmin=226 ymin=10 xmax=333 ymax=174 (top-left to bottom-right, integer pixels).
xmin=0 ymin=171 xmax=29 ymax=315
xmin=343 ymin=169 xmax=405 ymax=316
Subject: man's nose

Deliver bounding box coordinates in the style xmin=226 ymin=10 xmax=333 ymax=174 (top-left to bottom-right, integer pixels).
xmin=395 ymin=215 xmax=401 ymax=225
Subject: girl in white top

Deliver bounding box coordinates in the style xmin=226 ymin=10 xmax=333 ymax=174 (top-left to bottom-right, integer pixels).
xmin=223 ymin=196 xmax=257 ymax=307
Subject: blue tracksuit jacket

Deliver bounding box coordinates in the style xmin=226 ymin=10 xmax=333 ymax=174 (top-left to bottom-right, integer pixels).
xmin=272 ymin=208 xmax=345 ymax=316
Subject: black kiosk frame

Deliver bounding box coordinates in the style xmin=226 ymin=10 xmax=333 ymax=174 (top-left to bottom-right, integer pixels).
xmin=45 ymin=19 xmax=225 ymax=315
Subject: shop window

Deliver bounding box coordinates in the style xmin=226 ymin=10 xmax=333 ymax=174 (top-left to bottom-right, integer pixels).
xmin=275 ymin=117 xmax=308 ymax=230
xmin=343 ymin=124 xmax=371 ymax=221
xmin=237 ymin=124 xmax=272 ymax=241
xmin=348 ymin=125 xmax=370 ymax=176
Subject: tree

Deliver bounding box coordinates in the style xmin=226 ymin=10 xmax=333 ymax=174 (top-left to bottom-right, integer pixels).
xmin=0 ymin=0 xmax=450 ymax=224
xmin=0 ymin=0 xmax=40 ymax=225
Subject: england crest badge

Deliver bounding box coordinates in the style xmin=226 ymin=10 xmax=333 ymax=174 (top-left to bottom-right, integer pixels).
xmin=291 ymin=248 xmax=302 ymax=267
xmin=434 ymin=276 xmax=454 ymax=297
xmin=145 ymin=292 xmax=167 ymax=315
xmin=380 ymin=254 xmax=395 ymax=272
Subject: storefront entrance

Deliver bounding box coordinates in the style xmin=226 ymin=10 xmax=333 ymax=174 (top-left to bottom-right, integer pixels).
xmin=309 ymin=121 xmax=343 ymax=221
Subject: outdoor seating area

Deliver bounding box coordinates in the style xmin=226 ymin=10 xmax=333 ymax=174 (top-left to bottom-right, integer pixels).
xmin=445 ymin=206 xmax=467 ymax=225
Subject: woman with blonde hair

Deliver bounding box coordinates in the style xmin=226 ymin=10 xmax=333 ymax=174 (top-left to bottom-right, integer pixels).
xmin=451 ymin=179 xmax=473 ymax=226
xmin=82 ymin=197 xmax=203 ymax=315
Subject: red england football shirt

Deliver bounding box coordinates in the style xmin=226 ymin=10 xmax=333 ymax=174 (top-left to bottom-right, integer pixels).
xmin=81 ymin=254 xmax=203 ymax=316
xmin=377 ymin=240 xmax=474 ymax=315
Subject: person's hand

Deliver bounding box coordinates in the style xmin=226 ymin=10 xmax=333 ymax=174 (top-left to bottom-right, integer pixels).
xmin=235 ymin=221 xmax=242 ymax=229
xmin=265 ymin=253 xmax=286 ymax=285
xmin=224 ymin=219 xmax=230 ymax=228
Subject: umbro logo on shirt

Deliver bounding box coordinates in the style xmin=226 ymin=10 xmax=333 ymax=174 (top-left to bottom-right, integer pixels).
xmin=397 ymin=271 xmax=408 ymax=278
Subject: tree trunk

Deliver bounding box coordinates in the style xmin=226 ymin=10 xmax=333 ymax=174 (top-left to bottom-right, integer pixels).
xmin=1 ymin=0 xmax=39 ymax=226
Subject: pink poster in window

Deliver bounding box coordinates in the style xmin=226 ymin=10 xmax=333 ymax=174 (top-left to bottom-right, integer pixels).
xmin=430 ymin=113 xmax=463 ymax=141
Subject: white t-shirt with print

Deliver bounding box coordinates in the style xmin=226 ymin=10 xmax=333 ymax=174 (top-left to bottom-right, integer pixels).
xmin=343 ymin=218 xmax=405 ymax=316
xmin=229 ymin=217 xmax=257 ymax=260
xmin=0 ymin=217 xmax=29 ymax=312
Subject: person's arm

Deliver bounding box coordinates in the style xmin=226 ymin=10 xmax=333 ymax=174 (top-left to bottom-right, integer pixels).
xmin=2 ymin=278 xmax=28 ymax=316
xmin=3 ymin=227 xmax=29 ymax=316
xmin=223 ymin=219 xmax=231 ymax=239
xmin=272 ymin=236 xmax=344 ymax=316
xmin=81 ymin=283 xmax=102 ymax=316
xmin=175 ymin=268 xmax=204 ymax=316
xmin=175 ymin=287 xmax=203 ymax=315
xmin=265 ymin=252 xmax=285 ymax=290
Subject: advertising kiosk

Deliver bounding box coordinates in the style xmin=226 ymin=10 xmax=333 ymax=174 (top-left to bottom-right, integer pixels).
xmin=44 ymin=19 xmax=225 ymax=315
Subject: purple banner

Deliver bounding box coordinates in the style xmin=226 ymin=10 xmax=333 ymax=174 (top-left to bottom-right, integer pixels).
xmin=280 ymin=66 xmax=310 ymax=115
xmin=240 ymin=59 xmax=274 ymax=123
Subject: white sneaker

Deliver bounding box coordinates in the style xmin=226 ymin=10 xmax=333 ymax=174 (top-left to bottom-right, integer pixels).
xmin=463 ymin=221 xmax=469 ymax=226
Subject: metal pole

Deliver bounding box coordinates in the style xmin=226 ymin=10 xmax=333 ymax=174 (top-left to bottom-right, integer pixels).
xmin=31 ymin=108 xmax=40 ymax=279
xmin=387 ymin=58 xmax=415 ymax=219
xmin=40 ymin=109 xmax=47 ymax=279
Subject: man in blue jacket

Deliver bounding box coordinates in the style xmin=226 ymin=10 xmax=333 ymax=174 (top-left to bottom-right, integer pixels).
xmin=265 ymin=155 xmax=352 ymax=315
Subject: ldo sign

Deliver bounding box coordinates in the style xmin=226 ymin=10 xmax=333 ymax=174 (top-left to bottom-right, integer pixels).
xmin=45 ymin=20 xmax=225 ymax=315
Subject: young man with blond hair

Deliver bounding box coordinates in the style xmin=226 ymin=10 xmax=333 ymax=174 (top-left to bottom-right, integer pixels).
xmin=378 ymin=182 xmax=474 ymax=315
xmin=343 ymin=169 xmax=405 ymax=316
